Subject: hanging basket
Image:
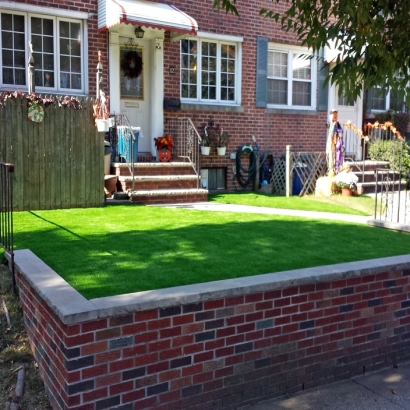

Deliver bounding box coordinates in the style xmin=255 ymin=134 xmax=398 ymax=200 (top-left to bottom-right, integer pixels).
xmin=217 ymin=147 xmax=226 ymax=156
xmin=201 ymin=146 xmax=211 ymax=155
xmin=96 ymin=119 xmax=110 ymax=132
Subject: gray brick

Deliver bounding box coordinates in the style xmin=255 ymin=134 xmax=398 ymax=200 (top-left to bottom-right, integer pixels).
xmin=170 ymin=356 xmax=192 ymax=369
xmin=96 ymin=395 xmax=120 ymax=410
xmin=66 ymin=379 xmax=94 ymax=395
xmin=340 ymin=287 xmax=354 ymax=295
xmin=66 ymin=355 xmax=94 ymax=371
xmin=182 ymin=384 xmax=202 ymax=397
xmin=368 ymin=298 xmax=382 ymax=307
xmin=109 ymin=336 xmax=133 ymax=350
xmin=300 ymin=320 xmax=315 ymax=330
xmin=122 ymin=366 xmax=146 ymax=381
xmin=195 ymin=330 xmax=215 ymax=342
xmin=160 ymin=306 xmax=181 ymax=317
xmin=256 ymin=319 xmax=273 ymax=330
xmin=205 ymin=319 xmax=224 ymax=330
xmin=147 ymin=382 xmax=169 ymax=396
xmin=339 ymin=304 xmax=354 ymax=313
xmin=235 ymin=342 xmax=253 ymax=354
xmin=60 ymin=342 xmax=80 ymax=359
xmin=183 ymin=302 xmax=203 ymax=313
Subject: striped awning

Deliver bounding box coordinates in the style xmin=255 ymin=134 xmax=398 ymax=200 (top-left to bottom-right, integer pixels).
xmin=98 ymin=0 xmax=197 ymax=35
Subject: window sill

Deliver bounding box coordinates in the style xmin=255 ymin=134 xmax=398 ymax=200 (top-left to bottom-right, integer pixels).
xmin=265 ymin=108 xmax=319 ymax=116
xmin=181 ymin=103 xmax=244 ymax=113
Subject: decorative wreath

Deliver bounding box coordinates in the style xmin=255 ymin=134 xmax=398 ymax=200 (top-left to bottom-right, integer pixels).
xmin=120 ymin=50 xmax=143 ymax=79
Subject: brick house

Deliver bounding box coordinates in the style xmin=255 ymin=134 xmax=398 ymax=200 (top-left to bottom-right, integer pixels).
xmin=2 ymin=0 xmax=382 ymax=192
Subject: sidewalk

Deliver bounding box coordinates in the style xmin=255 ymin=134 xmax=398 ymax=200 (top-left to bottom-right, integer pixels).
xmin=158 ymin=202 xmax=371 ymax=224
xmin=238 ymin=363 xmax=410 ymax=410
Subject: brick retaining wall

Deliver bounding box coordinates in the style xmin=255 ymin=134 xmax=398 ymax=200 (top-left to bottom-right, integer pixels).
xmin=13 ymin=249 xmax=410 ymax=410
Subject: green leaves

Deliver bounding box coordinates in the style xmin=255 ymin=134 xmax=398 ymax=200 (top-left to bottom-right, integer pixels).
xmin=212 ymin=0 xmax=410 ymax=105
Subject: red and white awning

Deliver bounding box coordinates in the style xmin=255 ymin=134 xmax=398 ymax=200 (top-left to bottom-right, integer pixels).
xmin=98 ymin=0 xmax=197 ymax=35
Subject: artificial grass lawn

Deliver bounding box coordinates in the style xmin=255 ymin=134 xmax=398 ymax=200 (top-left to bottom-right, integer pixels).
xmin=13 ymin=204 xmax=410 ymax=300
xmin=209 ymin=192 xmax=375 ymax=216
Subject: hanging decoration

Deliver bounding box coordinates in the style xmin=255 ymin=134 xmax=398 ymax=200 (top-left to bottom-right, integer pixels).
xmin=120 ymin=50 xmax=143 ymax=79
xmin=28 ymin=101 xmax=44 ymax=123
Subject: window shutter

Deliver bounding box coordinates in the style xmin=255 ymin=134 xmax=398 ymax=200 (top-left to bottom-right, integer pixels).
xmin=318 ymin=48 xmax=328 ymax=111
xmin=255 ymin=37 xmax=268 ymax=108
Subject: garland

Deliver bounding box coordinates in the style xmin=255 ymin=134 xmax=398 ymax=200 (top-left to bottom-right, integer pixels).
xmin=121 ymin=50 xmax=143 ymax=79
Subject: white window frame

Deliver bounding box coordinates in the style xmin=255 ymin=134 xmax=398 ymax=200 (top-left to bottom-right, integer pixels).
xmin=369 ymin=87 xmax=407 ymax=113
xmin=267 ymin=43 xmax=317 ymax=110
xmin=0 ymin=4 xmax=88 ymax=94
xmin=180 ymin=33 xmax=242 ymax=106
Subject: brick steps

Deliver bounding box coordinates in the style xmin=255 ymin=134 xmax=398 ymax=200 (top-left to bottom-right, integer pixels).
xmin=106 ymin=161 xmax=207 ymax=205
xmin=348 ymin=160 xmax=405 ymax=194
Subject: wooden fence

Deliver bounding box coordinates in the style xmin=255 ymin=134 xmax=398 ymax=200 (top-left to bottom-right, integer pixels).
xmin=0 ymin=95 xmax=104 ymax=211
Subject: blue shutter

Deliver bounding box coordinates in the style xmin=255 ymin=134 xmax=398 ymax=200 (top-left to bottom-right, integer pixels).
xmin=318 ymin=48 xmax=329 ymax=111
xmin=256 ymin=37 xmax=268 ymax=108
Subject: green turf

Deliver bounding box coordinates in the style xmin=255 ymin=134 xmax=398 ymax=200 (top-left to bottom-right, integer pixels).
xmin=12 ymin=205 xmax=410 ymax=299
xmin=209 ymin=192 xmax=375 ymax=216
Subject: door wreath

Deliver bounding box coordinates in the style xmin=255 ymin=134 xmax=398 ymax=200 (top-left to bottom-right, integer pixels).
xmin=120 ymin=50 xmax=143 ymax=79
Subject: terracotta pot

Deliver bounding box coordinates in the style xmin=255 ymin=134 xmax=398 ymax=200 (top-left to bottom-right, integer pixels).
xmin=341 ymin=187 xmax=352 ymax=197
xmin=158 ymin=149 xmax=171 ymax=162
xmin=201 ymin=146 xmax=211 ymax=155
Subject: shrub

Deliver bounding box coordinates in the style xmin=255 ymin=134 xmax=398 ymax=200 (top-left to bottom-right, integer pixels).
xmin=368 ymin=139 xmax=410 ymax=174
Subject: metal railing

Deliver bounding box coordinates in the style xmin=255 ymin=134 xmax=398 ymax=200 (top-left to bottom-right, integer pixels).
xmin=110 ymin=114 xmax=137 ymax=191
xmin=0 ymin=162 xmax=15 ymax=293
xmin=164 ymin=118 xmax=202 ymax=188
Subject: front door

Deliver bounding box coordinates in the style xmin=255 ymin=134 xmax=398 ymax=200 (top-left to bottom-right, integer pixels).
xmin=334 ymin=85 xmax=363 ymax=160
xmin=119 ymin=41 xmax=151 ymax=153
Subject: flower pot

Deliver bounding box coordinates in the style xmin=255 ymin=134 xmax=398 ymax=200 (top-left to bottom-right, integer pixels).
xmin=201 ymin=146 xmax=211 ymax=155
xmin=96 ymin=119 xmax=109 ymax=132
xmin=341 ymin=187 xmax=352 ymax=197
xmin=158 ymin=149 xmax=171 ymax=162
xmin=217 ymin=147 xmax=226 ymax=156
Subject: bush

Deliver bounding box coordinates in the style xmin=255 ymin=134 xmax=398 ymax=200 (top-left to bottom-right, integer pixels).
xmin=368 ymin=139 xmax=410 ymax=174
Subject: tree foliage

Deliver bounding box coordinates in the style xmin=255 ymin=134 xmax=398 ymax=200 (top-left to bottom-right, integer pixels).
xmin=213 ymin=0 xmax=410 ymax=104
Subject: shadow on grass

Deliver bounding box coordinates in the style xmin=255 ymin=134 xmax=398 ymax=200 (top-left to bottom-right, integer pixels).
xmin=13 ymin=206 xmax=410 ymax=299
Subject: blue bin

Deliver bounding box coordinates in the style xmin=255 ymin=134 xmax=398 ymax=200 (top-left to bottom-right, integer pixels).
xmin=117 ymin=126 xmax=139 ymax=163
xmin=292 ymin=164 xmax=307 ymax=195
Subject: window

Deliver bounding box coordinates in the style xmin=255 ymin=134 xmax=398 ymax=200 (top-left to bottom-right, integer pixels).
xmin=267 ymin=46 xmax=316 ymax=108
xmin=181 ymin=38 xmax=240 ymax=104
xmin=367 ymin=87 xmax=407 ymax=112
xmin=1 ymin=11 xmax=85 ymax=93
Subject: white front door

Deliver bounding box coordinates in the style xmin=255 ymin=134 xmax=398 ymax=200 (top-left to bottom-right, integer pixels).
xmin=119 ymin=41 xmax=151 ymax=153
xmin=333 ymin=85 xmax=363 ymax=160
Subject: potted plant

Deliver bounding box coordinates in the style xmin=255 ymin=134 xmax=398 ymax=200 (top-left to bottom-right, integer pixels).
xmin=93 ymin=92 xmax=111 ymax=132
xmin=154 ymin=134 xmax=174 ymax=162
xmin=199 ymin=128 xmax=212 ymax=155
xmin=214 ymin=127 xmax=230 ymax=156
xmin=337 ymin=181 xmax=356 ymax=196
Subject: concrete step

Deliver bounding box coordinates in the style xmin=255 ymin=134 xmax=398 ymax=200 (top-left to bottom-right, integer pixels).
xmin=118 ymin=175 xmax=201 ymax=191
xmin=347 ymin=160 xmax=390 ymax=173
xmin=128 ymin=188 xmax=208 ymax=205
xmin=357 ymin=180 xmax=407 ymax=194
xmin=111 ymin=162 xmax=196 ymax=177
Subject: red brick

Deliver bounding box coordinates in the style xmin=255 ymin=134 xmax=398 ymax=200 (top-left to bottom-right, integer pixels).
xmin=159 ymin=369 xmax=181 ymax=382
xmin=95 ymin=328 xmax=121 ymax=341
xmin=292 ymin=294 xmax=308 ymax=304
xmin=82 ymin=319 xmax=108 ymax=333
xmin=83 ymin=387 xmax=108 ymax=403
xmin=182 ymin=363 xmax=203 ymax=376
xmin=149 ymin=339 xmax=171 ymax=352
xmin=123 ymin=344 xmax=147 ymax=357
xmin=148 ymin=318 xmax=171 ymax=330
xmin=96 ymin=372 xmax=121 ymax=388
xmin=274 ymin=297 xmax=291 ymax=307
xmin=173 ymin=314 xmax=194 ymax=326
xmin=225 ymin=296 xmax=245 ymax=306
xmin=204 ymin=300 xmax=224 ymax=310
xmin=160 ymin=347 xmax=183 ymax=361
xmin=147 ymin=361 xmax=169 ymax=374
xmin=110 ymin=358 xmax=135 ymax=372
xmin=183 ymin=343 xmax=204 ymax=355
xmin=135 ymin=331 xmax=158 ymax=344
xmin=282 ymin=305 xmax=299 ymax=315
xmin=122 ymin=322 xmax=147 ymax=335
xmin=246 ymin=330 xmax=264 ymax=341
xmin=170 ymin=376 xmax=192 ymax=390
xmin=226 ymin=315 xmax=245 ymax=326
xmin=65 ymin=333 xmax=94 ymax=347
xmin=331 ymin=279 xmax=347 ymax=289
xmin=82 ymin=364 xmax=108 ymax=380
xmin=283 ymin=287 xmax=298 ymax=296
xmin=96 ymin=350 xmax=121 ymax=364
xmin=193 ymin=370 xmax=213 ymax=384
xmin=183 ymin=323 xmax=204 ymax=334
xmin=245 ymin=293 xmax=263 ymax=303
xmin=172 ymin=335 xmax=193 ymax=347
xmin=110 ymin=380 xmax=134 ymax=395
xmin=236 ymin=304 xmax=255 ymax=314
xmin=264 ymin=290 xmax=282 ymax=300
xmin=135 ymin=310 xmax=158 ymax=322
xmin=135 ymin=352 xmax=158 ymax=366
xmin=81 ymin=340 xmax=108 ymax=356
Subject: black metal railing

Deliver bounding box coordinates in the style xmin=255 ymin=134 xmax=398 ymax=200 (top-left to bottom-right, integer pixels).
xmin=0 ymin=162 xmax=15 ymax=292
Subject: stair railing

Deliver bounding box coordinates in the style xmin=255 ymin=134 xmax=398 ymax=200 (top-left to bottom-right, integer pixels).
xmin=110 ymin=113 xmax=137 ymax=191
xmin=164 ymin=118 xmax=202 ymax=188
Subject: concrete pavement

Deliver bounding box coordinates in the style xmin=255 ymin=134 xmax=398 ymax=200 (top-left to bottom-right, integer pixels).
xmin=238 ymin=363 xmax=410 ymax=410
xmin=158 ymin=202 xmax=371 ymax=224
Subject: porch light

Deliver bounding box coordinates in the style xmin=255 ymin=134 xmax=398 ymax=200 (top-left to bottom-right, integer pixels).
xmin=134 ymin=27 xmax=145 ymax=39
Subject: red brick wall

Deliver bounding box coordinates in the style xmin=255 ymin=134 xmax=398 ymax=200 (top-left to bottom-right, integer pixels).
xmin=14 ymin=253 xmax=410 ymax=410
xmin=4 ymin=0 xmax=107 ymax=98
xmin=163 ymin=0 xmax=328 ymax=190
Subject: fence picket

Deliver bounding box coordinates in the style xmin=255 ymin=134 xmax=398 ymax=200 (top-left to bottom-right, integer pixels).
xmin=0 ymin=95 xmax=103 ymax=211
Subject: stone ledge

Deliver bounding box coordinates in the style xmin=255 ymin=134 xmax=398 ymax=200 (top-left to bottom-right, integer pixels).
xmin=128 ymin=188 xmax=208 ymax=196
xmin=118 ymin=175 xmax=199 ymax=182
xmin=13 ymin=249 xmax=410 ymax=325
xmin=112 ymin=162 xmax=193 ymax=168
